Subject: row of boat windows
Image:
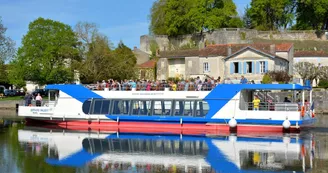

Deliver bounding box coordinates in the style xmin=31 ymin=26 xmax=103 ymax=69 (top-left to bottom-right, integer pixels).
xmin=82 ymin=99 xmax=210 ymax=117
xmin=82 ymin=138 xmax=209 ymax=156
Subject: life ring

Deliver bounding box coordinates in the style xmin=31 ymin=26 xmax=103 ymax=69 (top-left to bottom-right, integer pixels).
xmin=301 ymin=106 xmax=305 ymax=117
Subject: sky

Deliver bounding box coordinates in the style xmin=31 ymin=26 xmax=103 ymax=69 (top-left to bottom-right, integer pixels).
xmin=0 ymin=0 xmax=251 ymax=49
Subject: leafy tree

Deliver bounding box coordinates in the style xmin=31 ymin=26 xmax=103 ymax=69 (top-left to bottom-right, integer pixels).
xmin=76 ymin=22 xmax=136 ymax=83
xmin=294 ymin=0 xmax=328 ymax=30
xmin=149 ymin=0 xmax=242 ymax=36
xmin=246 ymin=0 xmax=296 ymax=30
xmin=79 ymin=34 xmax=113 ymax=83
xmin=149 ymin=39 xmax=159 ymax=59
xmin=9 ymin=18 xmax=79 ymax=85
xmin=111 ymin=41 xmax=137 ymax=80
xmin=0 ymin=17 xmax=15 ymax=84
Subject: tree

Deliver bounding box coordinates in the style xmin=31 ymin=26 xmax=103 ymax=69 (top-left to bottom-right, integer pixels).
xmin=9 ymin=18 xmax=79 ymax=85
xmin=75 ymin=22 xmax=136 ymax=83
xmin=246 ymin=0 xmax=296 ymax=30
xmin=79 ymin=34 xmax=113 ymax=83
xmin=0 ymin=17 xmax=15 ymax=63
xmin=111 ymin=41 xmax=137 ymax=80
xmin=149 ymin=0 xmax=242 ymax=36
xmin=294 ymin=0 xmax=328 ymax=30
xmin=294 ymin=62 xmax=320 ymax=85
xmin=267 ymin=70 xmax=292 ymax=83
xmin=0 ymin=17 xmax=15 ymax=85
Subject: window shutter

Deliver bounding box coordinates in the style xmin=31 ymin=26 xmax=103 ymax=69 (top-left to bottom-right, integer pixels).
xmin=208 ymin=63 xmax=211 ymax=72
xmin=238 ymin=62 xmax=242 ymax=74
xmin=203 ymin=63 xmax=205 ymax=73
xmin=256 ymin=61 xmax=260 ymax=74
xmin=265 ymin=61 xmax=268 ymax=73
xmin=230 ymin=62 xmax=234 ymax=74
xmin=243 ymin=62 xmax=247 ymax=74
xmin=252 ymin=61 xmax=255 ymax=74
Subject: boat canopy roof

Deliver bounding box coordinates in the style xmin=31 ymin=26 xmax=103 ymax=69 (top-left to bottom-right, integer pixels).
xmin=45 ymin=83 xmax=311 ymax=91
xmin=231 ymin=84 xmax=311 ymax=90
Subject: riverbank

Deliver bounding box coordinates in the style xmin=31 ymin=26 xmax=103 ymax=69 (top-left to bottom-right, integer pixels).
xmin=0 ymin=100 xmax=22 ymax=110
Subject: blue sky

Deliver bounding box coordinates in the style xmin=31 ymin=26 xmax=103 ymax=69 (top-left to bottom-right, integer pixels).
xmin=0 ymin=0 xmax=251 ymax=49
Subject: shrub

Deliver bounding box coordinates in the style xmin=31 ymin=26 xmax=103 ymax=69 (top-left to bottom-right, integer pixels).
xmin=318 ymin=79 xmax=328 ymax=88
xmin=267 ymin=71 xmax=292 ymax=83
xmin=262 ymin=74 xmax=272 ymax=84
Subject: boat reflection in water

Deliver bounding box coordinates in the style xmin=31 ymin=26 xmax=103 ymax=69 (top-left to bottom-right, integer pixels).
xmin=18 ymin=127 xmax=315 ymax=173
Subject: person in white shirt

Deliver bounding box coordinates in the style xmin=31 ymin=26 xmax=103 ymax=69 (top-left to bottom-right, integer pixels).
xmin=35 ymin=93 xmax=42 ymax=107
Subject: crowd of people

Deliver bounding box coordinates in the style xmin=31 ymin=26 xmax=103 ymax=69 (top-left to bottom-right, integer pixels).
xmin=90 ymin=76 xmax=253 ymax=91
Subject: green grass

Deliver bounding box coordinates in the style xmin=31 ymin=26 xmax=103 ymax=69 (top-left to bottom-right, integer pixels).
xmin=0 ymin=96 xmax=49 ymax=101
xmin=0 ymin=96 xmax=24 ymax=101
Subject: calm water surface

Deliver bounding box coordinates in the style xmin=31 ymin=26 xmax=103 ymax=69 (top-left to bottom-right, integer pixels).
xmin=0 ymin=112 xmax=328 ymax=173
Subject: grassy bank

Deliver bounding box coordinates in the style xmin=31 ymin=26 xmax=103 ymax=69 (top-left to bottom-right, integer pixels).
xmin=0 ymin=96 xmax=24 ymax=101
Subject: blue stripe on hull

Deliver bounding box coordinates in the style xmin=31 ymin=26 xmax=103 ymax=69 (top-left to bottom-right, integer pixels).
xmin=105 ymin=115 xmax=316 ymax=126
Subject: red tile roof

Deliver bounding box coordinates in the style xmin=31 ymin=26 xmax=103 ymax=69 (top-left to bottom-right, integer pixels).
xmin=138 ymin=59 xmax=157 ymax=68
xmin=160 ymin=43 xmax=293 ymax=58
xmin=294 ymin=50 xmax=328 ymax=57
xmin=275 ymin=43 xmax=293 ymax=52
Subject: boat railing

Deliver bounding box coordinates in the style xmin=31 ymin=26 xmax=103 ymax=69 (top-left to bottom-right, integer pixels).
xmin=246 ymin=102 xmax=300 ymax=111
xmin=22 ymin=100 xmax=51 ymax=107
xmin=86 ymin=84 xmax=216 ymax=91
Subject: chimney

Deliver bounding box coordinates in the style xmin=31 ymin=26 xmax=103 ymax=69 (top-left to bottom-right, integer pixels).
xmin=227 ymin=45 xmax=232 ymax=56
xmin=270 ymin=44 xmax=276 ymax=54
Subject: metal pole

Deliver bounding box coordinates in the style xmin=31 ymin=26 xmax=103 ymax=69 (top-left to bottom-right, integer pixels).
xmin=302 ymin=91 xmax=305 ymax=106
xmin=310 ymin=90 xmax=313 ymax=108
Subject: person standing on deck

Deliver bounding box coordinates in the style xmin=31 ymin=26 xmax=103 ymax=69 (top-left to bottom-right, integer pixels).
xmin=240 ymin=76 xmax=248 ymax=84
xmin=253 ymin=95 xmax=260 ymax=111
xmin=171 ymin=81 xmax=177 ymax=91
xmin=35 ymin=93 xmax=42 ymax=107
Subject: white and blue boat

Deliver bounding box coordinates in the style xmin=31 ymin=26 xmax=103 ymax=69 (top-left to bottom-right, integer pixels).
xmin=18 ymin=83 xmax=316 ymax=133
xmin=18 ymin=128 xmax=314 ymax=172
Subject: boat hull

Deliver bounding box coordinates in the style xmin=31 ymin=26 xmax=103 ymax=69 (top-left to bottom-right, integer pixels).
xmin=25 ymin=118 xmax=302 ymax=134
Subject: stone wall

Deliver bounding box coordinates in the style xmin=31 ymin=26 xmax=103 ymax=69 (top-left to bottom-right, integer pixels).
xmin=0 ymin=100 xmax=23 ymax=109
xmin=140 ymin=29 xmax=328 ymax=53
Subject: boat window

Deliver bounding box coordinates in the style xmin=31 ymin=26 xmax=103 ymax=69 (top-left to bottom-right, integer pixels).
xmin=92 ymin=99 xmax=103 ymax=114
xmin=195 ymin=101 xmax=209 ymax=117
xmin=131 ymin=100 xmax=151 ymax=116
xmin=82 ymin=138 xmax=209 ymax=156
xmin=112 ymin=100 xmax=130 ymax=115
xmin=183 ymin=101 xmax=195 ymax=116
xmin=153 ymin=100 xmax=172 ymax=116
xmin=82 ymin=99 xmax=92 ymax=114
xmin=173 ymin=100 xmax=185 ymax=116
xmin=100 ymin=100 xmax=111 ymax=114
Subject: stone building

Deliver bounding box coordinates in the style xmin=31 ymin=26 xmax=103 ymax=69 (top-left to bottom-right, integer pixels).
xmin=133 ymin=46 xmax=150 ymax=65
xmin=157 ymin=43 xmax=293 ymax=83
xmin=294 ymin=50 xmax=328 ymax=86
xmin=137 ymin=59 xmax=157 ymax=81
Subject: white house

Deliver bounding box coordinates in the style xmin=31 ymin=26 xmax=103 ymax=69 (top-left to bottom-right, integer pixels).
xmin=157 ymin=43 xmax=293 ymax=83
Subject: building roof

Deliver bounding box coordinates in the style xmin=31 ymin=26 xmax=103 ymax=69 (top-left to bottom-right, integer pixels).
xmin=275 ymin=43 xmax=293 ymax=52
xmin=138 ymin=59 xmax=157 ymax=68
xmin=160 ymin=49 xmax=200 ymax=58
xmin=160 ymin=43 xmax=293 ymax=59
xmin=294 ymin=50 xmax=328 ymax=57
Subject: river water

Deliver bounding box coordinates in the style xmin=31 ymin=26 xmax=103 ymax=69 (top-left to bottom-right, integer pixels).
xmin=0 ymin=111 xmax=328 ymax=173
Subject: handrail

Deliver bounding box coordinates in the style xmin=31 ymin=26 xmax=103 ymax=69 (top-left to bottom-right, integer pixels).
xmin=245 ymin=102 xmax=299 ymax=111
